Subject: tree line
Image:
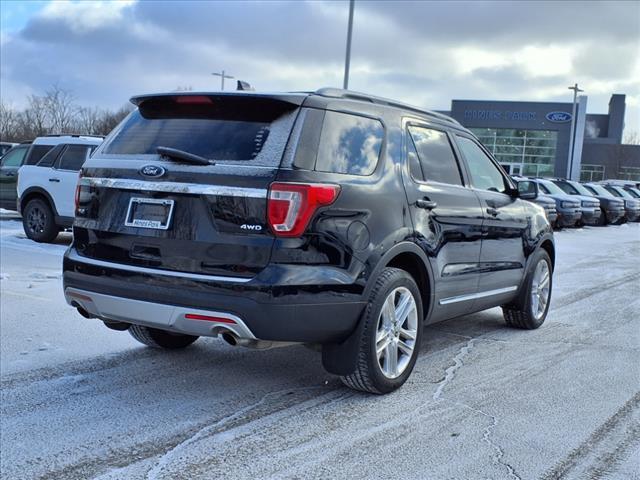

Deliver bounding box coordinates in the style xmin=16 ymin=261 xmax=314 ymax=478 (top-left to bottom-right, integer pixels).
xmin=0 ymin=85 xmax=133 ymax=143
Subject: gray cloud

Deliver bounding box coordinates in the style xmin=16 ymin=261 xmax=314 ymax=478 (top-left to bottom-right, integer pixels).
xmin=1 ymin=0 xmax=638 ymax=131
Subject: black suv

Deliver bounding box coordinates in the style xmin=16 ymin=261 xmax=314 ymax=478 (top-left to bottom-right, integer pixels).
xmin=63 ymin=89 xmax=555 ymax=394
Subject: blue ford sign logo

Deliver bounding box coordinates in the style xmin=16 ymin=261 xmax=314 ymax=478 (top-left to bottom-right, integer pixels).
xmin=140 ymin=165 xmax=166 ymax=178
xmin=546 ymin=111 xmax=572 ymax=123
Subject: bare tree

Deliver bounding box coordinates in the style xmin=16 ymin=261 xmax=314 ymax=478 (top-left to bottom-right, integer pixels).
xmin=44 ymin=84 xmax=78 ymax=133
xmin=21 ymin=94 xmax=50 ymax=138
xmin=1 ymin=85 xmax=135 ymax=141
xmin=623 ymin=130 xmax=639 ymax=145
xmin=76 ymin=106 xmax=102 ymax=135
xmin=0 ymin=101 xmax=19 ymax=142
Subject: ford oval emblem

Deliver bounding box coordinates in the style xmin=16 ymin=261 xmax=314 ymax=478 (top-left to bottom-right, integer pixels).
xmin=546 ymin=111 xmax=572 ymax=123
xmin=140 ymin=165 xmax=165 ymax=177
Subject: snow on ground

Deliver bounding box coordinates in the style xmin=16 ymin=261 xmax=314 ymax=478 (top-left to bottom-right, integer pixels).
xmin=1 ymin=219 xmax=639 ymax=479
xmin=0 ymin=218 xmax=136 ymax=375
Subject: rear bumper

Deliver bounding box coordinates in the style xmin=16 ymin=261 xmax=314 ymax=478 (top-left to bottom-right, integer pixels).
xmin=63 ymin=249 xmax=366 ymax=343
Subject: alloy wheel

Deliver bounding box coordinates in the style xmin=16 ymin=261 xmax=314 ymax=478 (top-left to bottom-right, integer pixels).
xmin=27 ymin=207 xmax=46 ymax=234
xmin=530 ymin=260 xmax=550 ymax=320
xmin=375 ymin=287 xmax=418 ymax=379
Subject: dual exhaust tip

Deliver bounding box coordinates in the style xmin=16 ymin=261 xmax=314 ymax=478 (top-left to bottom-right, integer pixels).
xmin=75 ymin=306 xmax=286 ymax=350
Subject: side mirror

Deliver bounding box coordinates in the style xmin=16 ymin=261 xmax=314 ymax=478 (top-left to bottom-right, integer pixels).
xmin=517 ymin=180 xmax=538 ymax=200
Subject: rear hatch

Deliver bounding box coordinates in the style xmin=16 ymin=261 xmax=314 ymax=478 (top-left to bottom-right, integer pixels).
xmin=74 ymin=93 xmax=303 ymax=279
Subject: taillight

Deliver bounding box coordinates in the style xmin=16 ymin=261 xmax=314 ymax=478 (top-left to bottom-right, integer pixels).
xmin=267 ymin=183 xmax=340 ymax=237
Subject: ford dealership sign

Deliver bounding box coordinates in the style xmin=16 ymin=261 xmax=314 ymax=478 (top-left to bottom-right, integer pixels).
xmin=546 ymin=111 xmax=572 ymax=123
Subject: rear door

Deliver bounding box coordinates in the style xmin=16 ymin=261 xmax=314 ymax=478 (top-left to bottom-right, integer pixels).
xmin=453 ymin=134 xmax=527 ymax=309
xmin=0 ymin=146 xmax=28 ymax=204
xmin=51 ymin=144 xmax=94 ymax=217
xmin=401 ymin=122 xmax=484 ymax=321
xmin=74 ymin=94 xmax=301 ymax=280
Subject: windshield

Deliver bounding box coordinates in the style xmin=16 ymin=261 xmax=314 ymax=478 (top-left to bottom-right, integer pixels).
xmin=607 ymin=186 xmax=633 ymax=199
xmin=538 ymin=180 xmax=565 ymax=195
xmin=102 ymin=96 xmax=298 ymax=166
xmin=570 ymin=181 xmax=594 ymax=196
xmin=626 ymin=188 xmax=640 ymax=198
xmin=587 ymin=184 xmax=615 ymax=197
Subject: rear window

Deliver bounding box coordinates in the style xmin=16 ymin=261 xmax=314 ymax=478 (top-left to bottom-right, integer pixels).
xmin=101 ymin=96 xmax=298 ymax=166
xmin=315 ymin=111 xmax=383 ymax=176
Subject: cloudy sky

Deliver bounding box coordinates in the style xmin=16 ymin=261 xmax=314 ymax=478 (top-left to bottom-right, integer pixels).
xmin=1 ymin=0 xmax=639 ymax=132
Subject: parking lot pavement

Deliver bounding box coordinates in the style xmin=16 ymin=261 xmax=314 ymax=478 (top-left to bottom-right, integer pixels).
xmin=1 ymin=219 xmax=639 ymax=480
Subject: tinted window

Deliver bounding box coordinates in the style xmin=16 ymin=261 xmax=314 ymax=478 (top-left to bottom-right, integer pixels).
xmin=408 ymin=126 xmax=461 ymax=185
xmin=315 ymin=111 xmax=383 ymax=175
xmin=36 ymin=145 xmax=64 ymax=168
xmin=0 ymin=146 xmax=27 ymax=167
xmin=25 ymin=145 xmax=54 ymax=165
xmin=58 ymin=145 xmax=91 ymax=171
xmin=102 ymin=97 xmax=297 ymax=165
xmin=456 ymin=136 xmax=507 ymax=193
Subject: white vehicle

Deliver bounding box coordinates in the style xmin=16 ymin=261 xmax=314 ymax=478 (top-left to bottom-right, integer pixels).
xmin=17 ymin=135 xmax=103 ymax=242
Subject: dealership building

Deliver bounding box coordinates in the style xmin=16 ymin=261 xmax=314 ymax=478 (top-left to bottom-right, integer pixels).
xmin=442 ymin=94 xmax=639 ymax=182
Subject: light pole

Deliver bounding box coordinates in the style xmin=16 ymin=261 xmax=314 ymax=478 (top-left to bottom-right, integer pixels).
xmin=567 ymin=83 xmax=584 ymax=180
xmin=343 ymin=0 xmax=355 ymax=89
xmin=212 ymin=70 xmax=234 ymax=91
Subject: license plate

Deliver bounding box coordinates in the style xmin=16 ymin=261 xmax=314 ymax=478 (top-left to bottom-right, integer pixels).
xmin=125 ymin=197 xmax=175 ymax=230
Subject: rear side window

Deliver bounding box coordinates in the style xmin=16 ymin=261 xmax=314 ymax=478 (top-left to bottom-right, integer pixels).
xmin=102 ymin=96 xmax=298 ymax=166
xmin=58 ymin=145 xmax=92 ymax=171
xmin=25 ymin=145 xmax=54 ymax=165
xmin=36 ymin=145 xmax=64 ymax=168
xmin=315 ymin=111 xmax=383 ymax=175
xmin=0 ymin=147 xmax=27 ymax=167
xmin=407 ymin=126 xmax=462 ymax=185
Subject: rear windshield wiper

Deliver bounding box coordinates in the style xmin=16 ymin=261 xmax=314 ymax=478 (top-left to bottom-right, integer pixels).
xmin=156 ymin=146 xmax=215 ymax=166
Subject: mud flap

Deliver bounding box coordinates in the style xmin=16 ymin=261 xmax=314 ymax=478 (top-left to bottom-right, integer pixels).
xmin=321 ymin=309 xmax=367 ymax=376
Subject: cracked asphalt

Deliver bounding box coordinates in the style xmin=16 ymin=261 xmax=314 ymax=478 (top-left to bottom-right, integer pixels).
xmin=1 ymin=220 xmax=639 ymax=479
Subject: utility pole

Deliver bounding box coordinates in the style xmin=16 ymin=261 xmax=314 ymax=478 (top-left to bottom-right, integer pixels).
xmin=212 ymin=70 xmax=234 ymax=91
xmin=343 ymin=0 xmax=355 ymax=90
xmin=567 ymin=83 xmax=584 ymax=180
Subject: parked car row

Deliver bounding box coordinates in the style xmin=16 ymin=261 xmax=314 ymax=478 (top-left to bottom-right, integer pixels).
xmin=512 ymin=175 xmax=640 ymax=228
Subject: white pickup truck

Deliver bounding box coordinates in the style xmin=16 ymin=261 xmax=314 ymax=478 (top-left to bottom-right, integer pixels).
xmin=17 ymin=135 xmax=103 ymax=242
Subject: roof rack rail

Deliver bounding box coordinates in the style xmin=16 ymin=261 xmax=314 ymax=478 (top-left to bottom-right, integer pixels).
xmin=42 ymin=133 xmax=105 ymax=139
xmin=314 ymin=88 xmax=461 ymax=126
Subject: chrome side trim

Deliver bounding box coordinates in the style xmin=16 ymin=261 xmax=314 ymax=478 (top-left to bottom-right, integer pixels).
xmin=79 ymin=177 xmax=267 ymax=198
xmin=67 ymin=249 xmax=253 ymax=283
xmin=439 ymin=286 xmax=518 ymax=305
xmin=64 ymin=287 xmax=257 ymax=339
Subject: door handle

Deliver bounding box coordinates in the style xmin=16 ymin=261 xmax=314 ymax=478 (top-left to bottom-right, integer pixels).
xmin=416 ymin=198 xmax=437 ymax=210
xmin=49 ymin=178 xmax=61 ymax=183
xmin=486 ymin=207 xmax=499 ymax=217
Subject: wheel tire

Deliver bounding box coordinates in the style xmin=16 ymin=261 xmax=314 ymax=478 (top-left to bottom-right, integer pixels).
xmin=340 ymin=267 xmax=423 ymax=394
xmin=598 ymin=211 xmax=607 ymax=226
xmin=502 ymin=249 xmax=553 ymax=330
xmin=129 ymin=325 xmax=199 ymax=349
xmin=22 ymin=198 xmax=59 ymax=243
